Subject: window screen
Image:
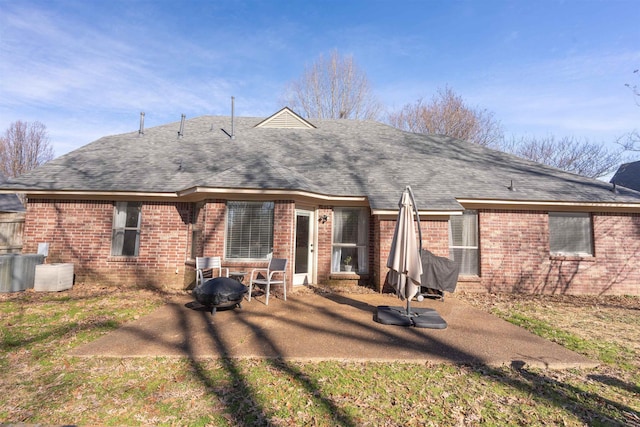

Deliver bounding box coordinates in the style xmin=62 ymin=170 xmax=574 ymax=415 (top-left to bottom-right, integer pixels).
xmin=549 ymin=212 xmax=593 ymax=256
xmin=226 ymin=201 xmax=274 ymax=259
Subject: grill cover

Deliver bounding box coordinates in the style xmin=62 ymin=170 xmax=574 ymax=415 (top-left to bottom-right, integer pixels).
xmin=193 ymin=277 xmax=248 ymax=308
xmin=420 ymin=250 xmax=459 ymax=293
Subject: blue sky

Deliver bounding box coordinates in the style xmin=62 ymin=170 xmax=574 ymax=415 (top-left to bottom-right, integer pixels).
xmin=1 ymin=0 xmax=638 ymax=161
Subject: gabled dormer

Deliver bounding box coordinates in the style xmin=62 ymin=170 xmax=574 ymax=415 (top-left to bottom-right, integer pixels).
xmin=254 ymin=107 xmax=316 ymax=129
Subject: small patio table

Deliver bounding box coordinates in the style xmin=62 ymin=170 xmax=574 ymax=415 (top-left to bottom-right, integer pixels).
xmin=229 ymin=271 xmax=247 ymax=283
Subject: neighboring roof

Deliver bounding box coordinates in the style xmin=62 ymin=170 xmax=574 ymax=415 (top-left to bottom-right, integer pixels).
xmin=611 ymin=160 xmax=640 ymax=192
xmin=0 ymin=194 xmax=25 ymax=212
xmin=2 ymin=111 xmax=640 ymax=212
xmin=0 ymin=174 xmax=24 ymax=212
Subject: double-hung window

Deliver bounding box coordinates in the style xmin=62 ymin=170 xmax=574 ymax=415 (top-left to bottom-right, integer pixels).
xmin=449 ymin=210 xmax=478 ymax=275
xmin=332 ymin=207 xmax=369 ymax=273
xmin=111 ymin=202 xmax=142 ymax=256
xmin=549 ymin=212 xmax=593 ymax=256
xmin=226 ymin=201 xmax=274 ymax=259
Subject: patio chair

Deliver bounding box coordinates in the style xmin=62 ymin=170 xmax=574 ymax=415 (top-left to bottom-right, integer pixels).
xmin=248 ymin=258 xmax=288 ymax=305
xmin=195 ymin=256 xmax=229 ymax=287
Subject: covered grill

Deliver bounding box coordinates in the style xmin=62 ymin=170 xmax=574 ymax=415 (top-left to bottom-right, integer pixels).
xmin=192 ymin=277 xmax=248 ymax=314
xmin=417 ymin=249 xmax=459 ymax=301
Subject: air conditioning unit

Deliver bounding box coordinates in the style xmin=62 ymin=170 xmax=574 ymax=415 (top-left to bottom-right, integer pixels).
xmin=0 ymin=254 xmax=45 ymax=292
xmin=34 ymin=263 xmax=74 ymax=292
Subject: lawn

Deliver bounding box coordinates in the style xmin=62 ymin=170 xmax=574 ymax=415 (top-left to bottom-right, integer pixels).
xmin=1 ymin=284 xmax=638 ymax=426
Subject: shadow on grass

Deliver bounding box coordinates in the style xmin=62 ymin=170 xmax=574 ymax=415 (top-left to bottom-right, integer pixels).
xmin=5 ymin=287 xmax=639 ymax=426
xmin=182 ymin=300 xmax=357 ymax=426
xmin=502 ymin=361 xmax=640 ymax=427
xmin=107 ymin=292 xmax=640 ymax=426
xmin=178 ymin=291 xmax=640 ymax=426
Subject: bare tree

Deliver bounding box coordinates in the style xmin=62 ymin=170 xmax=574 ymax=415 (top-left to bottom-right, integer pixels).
xmin=0 ymin=121 xmax=54 ymax=178
xmin=619 ymin=69 xmax=640 ymax=151
xmin=283 ymin=50 xmax=382 ymax=120
xmin=625 ymin=68 xmax=640 ymax=105
xmin=387 ymin=86 xmax=504 ymax=147
xmin=503 ymin=135 xmax=623 ymax=179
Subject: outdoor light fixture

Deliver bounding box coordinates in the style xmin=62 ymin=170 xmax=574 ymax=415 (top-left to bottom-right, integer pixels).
xmin=319 ymin=214 xmax=328 ymax=224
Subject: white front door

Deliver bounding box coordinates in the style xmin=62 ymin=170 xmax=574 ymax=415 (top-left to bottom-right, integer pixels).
xmin=294 ymin=209 xmax=315 ymax=285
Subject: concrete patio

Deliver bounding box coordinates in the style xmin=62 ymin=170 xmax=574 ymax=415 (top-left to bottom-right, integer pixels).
xmin=70 ymin=291 xmax=597 ymax=369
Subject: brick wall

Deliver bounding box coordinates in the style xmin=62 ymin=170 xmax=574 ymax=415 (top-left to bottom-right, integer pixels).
xmin=373 ymin=217 xmax=449 ymax=292
xmin=199 ymin=200 xmax=296 ymax=288
xmin=316 ymin=206 xmax=334 ymax=284
xmin=24 ymin=199 xmax=192 ymax=289
xmin=475 ymin=210 xmax=640 ymax=295
xmin=23 ymin=198 xmax=640 ymax=295
xmin=201 ymin=200 xmax=226 ymax=257
xmin=374 ymin=210 xmax=640 ymax=296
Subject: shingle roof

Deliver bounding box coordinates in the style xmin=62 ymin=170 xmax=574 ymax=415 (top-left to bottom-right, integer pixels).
xmin=611 ymin=161 xmax=640 ymax=192
xmin=0 ymin=174 xmax=24 ymax=212
xmin=3 ymin=114 xmax=640 ymax=211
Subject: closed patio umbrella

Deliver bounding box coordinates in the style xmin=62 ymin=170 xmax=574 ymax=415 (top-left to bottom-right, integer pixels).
xmin=376 ymin=186 xmax=448 ymax=328
xmin=386 ymin=186 xmax=423 ymax=314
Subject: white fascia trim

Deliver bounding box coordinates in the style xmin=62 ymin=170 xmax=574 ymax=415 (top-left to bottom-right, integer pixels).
xmin=178 ymin=186 xmax=367 ymax=202
xmin=22 ymin=190 xmax=177 ymax=199
xmin=372 ymin=209 xmax=463 ymax=216
xmin=16 ymin=188 xmax=368 ymax=204
xmin=457 ymin=198 xmax=640 ymax=211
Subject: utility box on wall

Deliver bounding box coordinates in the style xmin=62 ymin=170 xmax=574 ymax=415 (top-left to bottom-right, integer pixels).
xmin=34 ymin=263 xmax=74 ymax=292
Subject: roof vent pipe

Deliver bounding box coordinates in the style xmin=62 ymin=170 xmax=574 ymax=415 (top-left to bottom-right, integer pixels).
xmin=508 ymin=180 xmax=516 ymax=191
xmin=138 ymin=112 xmax=145 ymax=136
xmin=178 ymin=114 xmax=186 ymax=139
xmin=231 ymin=96 xmax=235 ymax=140
xmin=612 ymin=181 xmax=619 ymax=194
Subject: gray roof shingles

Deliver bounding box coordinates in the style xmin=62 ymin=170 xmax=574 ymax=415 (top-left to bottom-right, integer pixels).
xmin=3 ymin=115 xmax=639 ymax=211
xmin=0 ymin=174 xmax=24 ymax=212
xmin=611 ymin=161 xmax=640 ymax=192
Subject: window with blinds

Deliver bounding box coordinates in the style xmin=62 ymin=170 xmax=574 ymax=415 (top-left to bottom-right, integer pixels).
xmin=331 ymin=207 xmax=369 ymax=273
xmin=549 ymin=212 xmax=593 ymax=256
xmin=111 ymin=202 xmax=142 ymax=256
xmin=226 ymin=201 xmax=274 ymax=259
xmin=449 ymin=210 xmax=478 ymax=275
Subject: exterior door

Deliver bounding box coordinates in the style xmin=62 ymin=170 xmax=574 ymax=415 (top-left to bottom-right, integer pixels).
xmin=294 ymin=209 xmax=315 ymax=285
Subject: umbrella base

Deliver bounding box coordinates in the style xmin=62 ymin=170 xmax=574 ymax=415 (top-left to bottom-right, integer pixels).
xmin=374 ymin=306 xmax=447 ymax=329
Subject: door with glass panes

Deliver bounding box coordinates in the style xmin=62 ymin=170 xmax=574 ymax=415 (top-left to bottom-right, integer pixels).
xmin=294 ymin=209 xmax=315 ymax=285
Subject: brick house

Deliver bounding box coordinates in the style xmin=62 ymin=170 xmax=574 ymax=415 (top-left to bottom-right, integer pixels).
xmin=2 ymin=108 xmax=639 ymax=295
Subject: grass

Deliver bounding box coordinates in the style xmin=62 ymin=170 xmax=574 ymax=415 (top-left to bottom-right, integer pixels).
xmin=1 ymin=285 xmax=639 ymax=426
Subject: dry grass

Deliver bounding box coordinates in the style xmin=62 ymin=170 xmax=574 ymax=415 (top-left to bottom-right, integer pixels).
xmin=1 ymin=284 xmax=639 ymax=426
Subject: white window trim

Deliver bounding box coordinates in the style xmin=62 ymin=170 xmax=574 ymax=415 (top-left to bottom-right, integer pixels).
xmin=449 ymin=210 xmax=479 ymax=276
xmin=331 ymin=207 xmax=369 ymax=274
xmin=111 ymin=201 xmax=141 ymax=257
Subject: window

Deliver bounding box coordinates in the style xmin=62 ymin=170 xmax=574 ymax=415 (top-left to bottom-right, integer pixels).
xmin=332 ymin=208 xmax=369 ymax=273
xmin=111 ymin=202 xmax=141 ymax=256
xmin=449 ymin=210 xmax=478 ymax=275
xmin=549 ymin=212 xmax=593 ymax=256
xmin=226 ymin=201 xmax=274 ymax=259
